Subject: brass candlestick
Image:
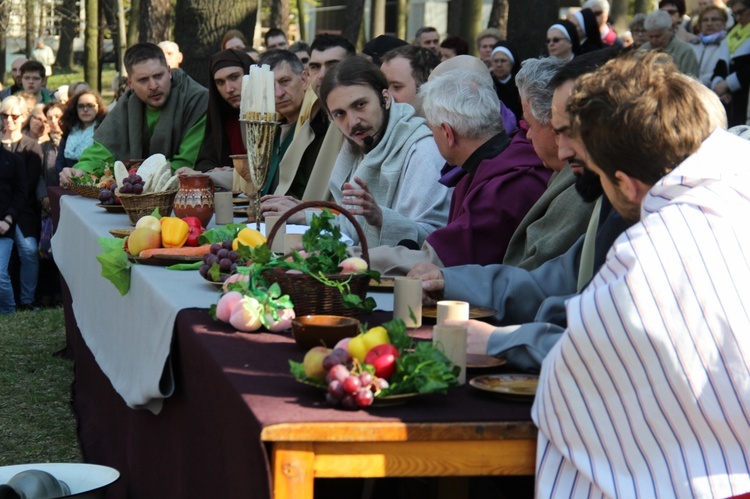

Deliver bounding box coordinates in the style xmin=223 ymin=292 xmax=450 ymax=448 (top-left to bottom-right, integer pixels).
xmin=240 ymin=114 xmax=279 ymax=230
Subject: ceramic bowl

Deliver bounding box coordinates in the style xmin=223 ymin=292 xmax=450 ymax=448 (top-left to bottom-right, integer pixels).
xmin=0 ymin=463 xmax=119 ymax=498
xmin=291 ymin=315 xmax=360 ymax=350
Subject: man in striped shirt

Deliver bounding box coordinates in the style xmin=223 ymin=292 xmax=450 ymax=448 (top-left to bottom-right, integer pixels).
xmin=535 ymin=52 xmax=750 ymax=497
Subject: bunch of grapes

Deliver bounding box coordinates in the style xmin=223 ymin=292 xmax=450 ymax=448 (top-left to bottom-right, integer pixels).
xmin=118 ymin=173 xmax=145 ymax=194
xmin=98 ymin=182 xmax=119 ymax=205
xmin=324 ymin=348 xmax=388 ymax=410
xmin=199 ymin=241 xmax=242 ymax=282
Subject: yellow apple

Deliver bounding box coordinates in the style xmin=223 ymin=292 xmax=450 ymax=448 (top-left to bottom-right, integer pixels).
xmin=135 ymin=215 xmax=161 ymax=233
xmin=127 ymin=227 xmax=161 ymax=256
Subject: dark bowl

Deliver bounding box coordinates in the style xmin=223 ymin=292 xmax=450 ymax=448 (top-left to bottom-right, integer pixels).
xmin=291 ymin=315 xmax=360 ymax=350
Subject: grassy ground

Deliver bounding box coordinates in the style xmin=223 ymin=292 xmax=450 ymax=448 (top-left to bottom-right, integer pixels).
xmin=0 ymin=307 xmax=82 ymax=466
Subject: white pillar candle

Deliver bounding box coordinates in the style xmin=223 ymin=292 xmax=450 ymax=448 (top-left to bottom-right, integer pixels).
xmin=432 ymin=324 xmax=468 ymax=384
xmin=393 ymin=276 xmax=422 ymax=328
xmin=436 ymin=300 xmax=469 ymax=325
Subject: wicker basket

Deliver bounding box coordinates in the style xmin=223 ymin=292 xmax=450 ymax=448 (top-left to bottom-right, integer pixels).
xmin=62 ymin=184 xmax=101 ymax=199
xmin=263 ymin=201 xmax=370 ymax=318
xmin=119 ymin=190 xmax=178 ymax=226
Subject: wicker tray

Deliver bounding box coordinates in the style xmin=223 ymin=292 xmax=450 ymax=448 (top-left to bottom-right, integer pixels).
xmin=119 ymin=190 xmax=178 ymax=226
xmin=263 ymin=201 xmax=369 ymax=318
xmin=62 ymin=184 xmax=101 ymax=199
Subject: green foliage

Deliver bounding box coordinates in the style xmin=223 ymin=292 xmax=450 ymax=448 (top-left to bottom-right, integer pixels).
xmin=96 ymin=236 xmax=132 ymax=295
xmin=198 ymin=223 xmax=247 ymax=245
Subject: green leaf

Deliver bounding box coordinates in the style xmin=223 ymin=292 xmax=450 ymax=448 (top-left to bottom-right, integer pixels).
xmin=165 ymin=261 xmax=202 ymax=271
xmin=198 ymin=224 xmax=247 ymax=245
xmin=96 ymin=237 xmax=132 ymax=295
xmin=150 ymin=208 xmax=162 ymax=219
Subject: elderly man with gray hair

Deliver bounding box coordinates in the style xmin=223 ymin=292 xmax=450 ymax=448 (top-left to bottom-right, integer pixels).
xmin=640 ymin=8 xmax=699 ymax=76
xmin=367 ymin=60 xmax=550 ymax=274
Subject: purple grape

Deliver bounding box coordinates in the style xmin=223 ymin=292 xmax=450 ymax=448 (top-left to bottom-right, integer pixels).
xmin=99 ymin=189 xmax=112 ymax=202
xmin=119 ymin=183 xmax=133 ymax=194
xmin=220 ymin=274 xmax=229 ymax=282
xmin=355 ymin=389 xmax=374 ymax=408
xmin=227 ymin=250 xmax=238 ymax=262
xmin=199 ymin=264 xmax=209 ymax=278
xmin=216 ymin=248 xmax=229 ymax=259
xmin=341 ymin=394 xmax=358 ymax=410
xmin=343 ymin=376 xmax=361 ymax=395
xmin=219 ymin=258 xmax=232 ymax=272
xmin=210 ymin=243 xmax=222 ymax=254
xmin=322 ymin=354 xmax=340 ymax=372
xmin=328 ymin=380 xmax=346 ymax=399
xmin=328 ymin=364 xmax=349 ymax=383
xmin=326 ymin=393 xmax=341 ymax=407
xmin=359 ymin=372 xmax=373 ymax=388
xmin=202 ymin=253 xmax=214 ymax=264
xmin=222 ymin=240 xmax=233 ymax=250
xmin=230 ymin=263 xmax=238 ymax=273
xmin=132 ymin=184 xmax=143 ymax=194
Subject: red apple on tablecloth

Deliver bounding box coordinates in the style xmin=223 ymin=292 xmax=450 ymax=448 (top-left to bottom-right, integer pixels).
xmin=364 ymin=344 xmax=400 ymax=380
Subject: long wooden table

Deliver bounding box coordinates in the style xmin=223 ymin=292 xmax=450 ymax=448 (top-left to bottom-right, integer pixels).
xmin=50 ymin=188 xmax=537 ymax=499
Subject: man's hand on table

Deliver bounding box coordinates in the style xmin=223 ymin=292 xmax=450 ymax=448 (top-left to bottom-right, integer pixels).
xmin=407 ymin=262 xmax=444 ymax=305
xmin=60 ymin=167 xmax=84 ymax=185
xmin=260 ymin=195 xmax=305 ymax=224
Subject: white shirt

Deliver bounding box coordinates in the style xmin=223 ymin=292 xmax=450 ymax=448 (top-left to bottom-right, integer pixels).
xmin=533 ymin=129 xmax=750 ymax=498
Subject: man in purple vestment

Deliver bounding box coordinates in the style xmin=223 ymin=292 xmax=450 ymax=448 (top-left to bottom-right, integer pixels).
xmin=366 ymin=67 xmax=550 ymax=274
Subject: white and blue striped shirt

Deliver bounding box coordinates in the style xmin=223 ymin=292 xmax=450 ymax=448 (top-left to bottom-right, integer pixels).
xmin=533 ymin=129 xmax=750 ymax=498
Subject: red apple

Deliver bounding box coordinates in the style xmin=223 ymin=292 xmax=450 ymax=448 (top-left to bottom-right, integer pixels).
xmin=364 ymin=344 xmax=400 ymax=380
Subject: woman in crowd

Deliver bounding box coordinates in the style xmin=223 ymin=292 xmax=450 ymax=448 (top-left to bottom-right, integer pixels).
xmin=42 ymin=103 xmax=63 ymax=187
xmin=439 ymin=36 xmax=469 ymax=61
xmin=221 ymin=29 xmax=249 ymax=51
xmin=660 ymin=0 xmax=699 ymax=42
xmin=546 ymin=20 xmax=580 ymax=60
xmin=713 ymin=0 xmax=750 ymax=126
xmin=0 ymin=96 xmax=43 ymax=311
xmin=55 ymin=90 xmax=107 ymax=172
xmin=0 ymin=144 xmax=26 ymax=314
xmin=570 ymin=8 xmax=605 ymax=53
xmin=691 ymin=5 xmax=730 ymax=87
xmin=628 ymin=13 xmax=650 ymax=49
xmin=24 ymin=104 xmax=49 ymax=143
xmin=490 ymin=41 xmax=522 ymax=120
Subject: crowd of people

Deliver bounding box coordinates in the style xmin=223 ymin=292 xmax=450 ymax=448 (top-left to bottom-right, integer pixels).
xmin=4 ymin=1 xmax=750 ymax=492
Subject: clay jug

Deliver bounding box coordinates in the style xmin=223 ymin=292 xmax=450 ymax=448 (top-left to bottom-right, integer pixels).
xmin=173 ymin=174 xmax=214 ymax=227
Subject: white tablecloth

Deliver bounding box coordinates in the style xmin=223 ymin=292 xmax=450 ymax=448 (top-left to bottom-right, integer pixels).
xmin=51 ymin=196 xmax=219 ymax=413
xmin=51 ymin=196 xmax=394 ymax=413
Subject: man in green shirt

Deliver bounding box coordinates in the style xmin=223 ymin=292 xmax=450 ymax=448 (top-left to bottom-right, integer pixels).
xmin=59 ymin=43 xmax=208 ymax=184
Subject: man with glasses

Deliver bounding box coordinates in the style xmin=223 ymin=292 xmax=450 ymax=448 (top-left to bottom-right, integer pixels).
xmin=19 ymin=61 xmax=55 ymax=104
xmin=660 ymin=0 xmax=699 ymax=42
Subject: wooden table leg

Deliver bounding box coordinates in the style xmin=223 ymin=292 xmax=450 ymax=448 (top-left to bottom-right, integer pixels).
xmin=271 ymin=442 xmax=315 ymax=499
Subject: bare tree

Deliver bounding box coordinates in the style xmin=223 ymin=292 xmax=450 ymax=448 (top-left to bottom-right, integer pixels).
xmin=462 ymin=0 xmax=483 ymax=57
xmin=174 ymin=0 xmax=258 ymax=86
xmin=633 ymin=0 xmax=651 ymax=15
xmin=270 ymin=0 xmax=290 ymax=34
xmin=127 ymin=0 xmax=140 ymax=47
xmin=371 ymin=0 xmax=385 ymax=39
xmin=296 ymin=0 xmax=306 ymax=41
xmin=0 ymin=0 xmax=10 ymax=81
xmin=609 ymin=0 xmax=628 ymax=30
xmin=508 ymin=0 xmax=558 ymax=62
xmin=84 ymin=0 xmax=98 ymax=89
xmin=488 ymin=0 xmax=509 ymax=38
xmin=139 ymin=0 xmax=171 ymax=43
xmin=447 ymin=0 xmax=462 ymax=37
xmin=397 ymin=0 xmax=408 ymax=40
xmin=56 ymin=0 xmax=78 ymax=72
xmin=26 ymin=0 xmax=35 ymax=58
xmin=341 ymin=0 xmax=365 ymax=47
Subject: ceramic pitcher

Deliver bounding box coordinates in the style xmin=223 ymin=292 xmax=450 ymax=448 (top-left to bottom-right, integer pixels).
xmin=173 ymin=174 xmax=214 ymax=227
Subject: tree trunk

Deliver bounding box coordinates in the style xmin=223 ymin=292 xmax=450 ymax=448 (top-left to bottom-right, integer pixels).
xmin=85 ymin=0 xmax=98 ymax=90
xmin=633 ymin=0 xmax=650 ymax=15
xmin=0 ymin=2 xmax=10 ymax=81
xmin=488 ymin=0 xmax=509 ymax=38
xmin=508 ymin=0 xmax=558 ymax=62
xmin=447 ymin=0 xmax=462 ymax=38
xmin=270 ymin=0 xmax=290 ymax=34
xmin=371 ymin=0 xmax=385 ymax=39
xmin=26 ymin=0 xmax=35 ymax=58
xmin=397 ymin=0 xmax=408 ymax=41
xmin=127 ymin=0 xmax=140 ymax=47
xmin=341 ymin=0 xmax=365 ymax=48
xmin=174 ymin=0 xmax=258 ymax=86
xmin=609 ymin=0 xmax=628 ymax=32
xmin=462 ymin=0 xmax=483 ymax=57
xmin=138 ymin=0 xmax=171 ymax=43
xmin=296 ymin=0 xmax=306 ymax=42
xmin=116 ymin=0 xmax=127 ymax=77
xmin=56 ymin=0 xmax=78 ymax=73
